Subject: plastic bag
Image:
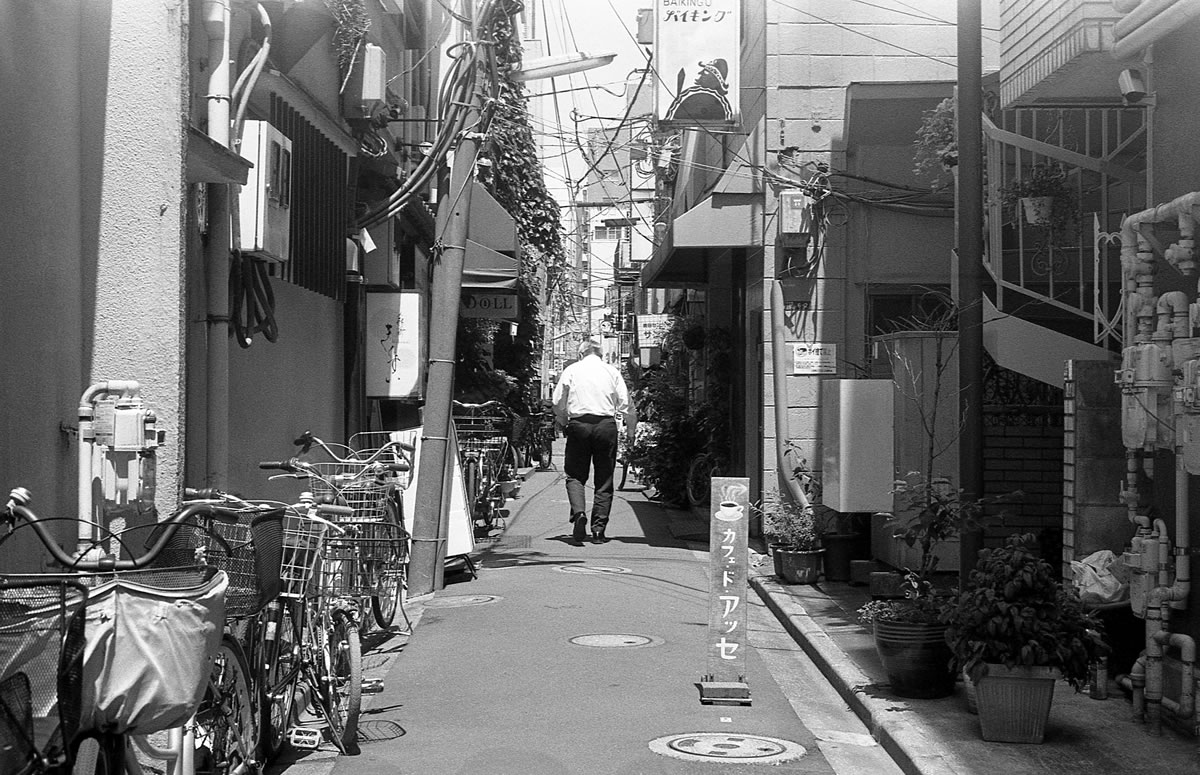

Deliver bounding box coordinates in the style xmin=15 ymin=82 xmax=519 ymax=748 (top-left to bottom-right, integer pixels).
xmin=1071 ymin=549 xmax=1128 ymax=605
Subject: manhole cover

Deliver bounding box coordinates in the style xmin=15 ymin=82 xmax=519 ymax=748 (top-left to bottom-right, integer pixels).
xmin=569 ymin=633 xmax=663 ymax=648
xmin=555 ymin=565 xmax=631 ymax=575
xmin=422 ymin=594 xmax=501 ymax=608
xmin=649 ymin=733 xmax=806 ymax=764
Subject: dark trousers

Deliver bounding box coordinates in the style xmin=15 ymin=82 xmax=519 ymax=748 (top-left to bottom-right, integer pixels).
xmin=563 ymin=414 xmax=619 ymax=531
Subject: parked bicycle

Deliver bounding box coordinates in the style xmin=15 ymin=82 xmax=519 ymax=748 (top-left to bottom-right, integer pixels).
xmin=452 ymin=400 xmax=519 ymax=534
xmin=0 ymin=487 xmax=236 ymax=775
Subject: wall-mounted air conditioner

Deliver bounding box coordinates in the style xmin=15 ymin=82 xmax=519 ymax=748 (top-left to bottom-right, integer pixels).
xmin=238 ymin=120 xmax=291 ymax=263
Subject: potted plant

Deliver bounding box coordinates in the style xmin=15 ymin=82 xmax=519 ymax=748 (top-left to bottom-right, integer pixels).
xmin=858 ymin=473 xmax=1017 ymax=699
xmin=998 ymin=162 xmax=1076 ymax=236
xmin=941 ymin=532 xmax=1110 ymax=743
xmin=755 ymin=491 xmax=826 ymax=584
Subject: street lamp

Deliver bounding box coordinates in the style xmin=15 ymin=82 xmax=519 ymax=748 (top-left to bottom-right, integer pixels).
xmin=408 ymin=42 xmax=618 ymax=597
xmin=508 ymin=51 xmax=617 ymax=82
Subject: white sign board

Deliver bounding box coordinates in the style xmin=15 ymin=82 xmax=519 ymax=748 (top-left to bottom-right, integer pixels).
xmin=366 ymin=292 xmax=423 ymax=399
xmin=390 ymin=426 xmax=475 ymax=559
xmin=654 ymin=0 xmax=741 ymax=127
xmin=637 ymin=314 xmax=672 ymax=348
xmin=792 ymin=342 xmax=837 ymax=375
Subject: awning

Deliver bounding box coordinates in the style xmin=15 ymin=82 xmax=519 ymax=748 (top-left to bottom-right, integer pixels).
xmin=463 ymin=240 xmax=518 ymax=291
xmin=186 ymin=125 xmax=251 ymax=184
xmin=460 ymin=180 xmax=519 ymax=291
xmin=641 ymin=191 xmax=755 ymax=287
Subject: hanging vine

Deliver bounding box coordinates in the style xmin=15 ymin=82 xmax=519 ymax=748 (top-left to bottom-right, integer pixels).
xmin=458 ymin=0 xmax=570 ymax=414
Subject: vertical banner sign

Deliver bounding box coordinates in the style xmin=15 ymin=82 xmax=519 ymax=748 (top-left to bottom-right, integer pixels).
xmin=366 ymin=292 xmax=424 ymax=399
xmin=700 ymin=477 xmax=751 ymax=705
xmin=654 ymin=0 xmax=741 ymax=128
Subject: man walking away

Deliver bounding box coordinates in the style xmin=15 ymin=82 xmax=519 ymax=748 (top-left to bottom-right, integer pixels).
xmin=552 ymin=337 xmax=636 ymax=544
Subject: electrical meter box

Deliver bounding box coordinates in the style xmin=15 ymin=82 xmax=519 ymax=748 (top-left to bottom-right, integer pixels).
xmin=239 ymin=120 xmax=292 ymax=263
xmin=779 ymin=189 xmax=812 ymax=236
xmin=820 ymin=379 xmax=894 ymax=512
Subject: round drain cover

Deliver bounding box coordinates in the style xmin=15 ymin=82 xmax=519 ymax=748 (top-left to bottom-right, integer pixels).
xmin=569 ymin=633 xmax=663 ymax=648
xmin=556 ymin=565 xmax=631 ymax=575
xmin=649 ymin=733 xmax=806 ymax=764
xmin=422 ymin=594 xmax=501 ymax=608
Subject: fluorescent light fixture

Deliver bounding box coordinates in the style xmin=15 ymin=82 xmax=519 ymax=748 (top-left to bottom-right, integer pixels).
xmin=509 ymin=51 xmax=617 ymax=82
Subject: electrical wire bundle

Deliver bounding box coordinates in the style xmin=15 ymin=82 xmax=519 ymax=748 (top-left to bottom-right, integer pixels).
xmin=356 ymin=0 xmax=503 ymax=230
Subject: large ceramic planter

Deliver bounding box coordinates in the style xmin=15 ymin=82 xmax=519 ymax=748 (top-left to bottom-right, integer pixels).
xmin=873 ymin=620 xmax=955 ymax=699
xmin=774 ymin=547 xmax=824 ymax=584
xmin=975 ymin=663 xmax=1058 ymax=743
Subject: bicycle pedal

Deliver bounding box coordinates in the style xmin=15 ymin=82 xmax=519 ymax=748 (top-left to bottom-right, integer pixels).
xmin=362 ymin=678 xmax=384 ymax=694
xmin=288 ymin=726 xmax=323 ymax=749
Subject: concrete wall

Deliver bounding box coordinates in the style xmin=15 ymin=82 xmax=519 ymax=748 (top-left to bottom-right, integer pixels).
xmin=756 ymin=1 xmax=967 ymax=497
xmin=0 ymin=1 xmax=188 ymax=567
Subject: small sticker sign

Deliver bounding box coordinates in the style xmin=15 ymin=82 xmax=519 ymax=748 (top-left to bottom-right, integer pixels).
xmin=792 ymin=342 xmax=837 ymax=375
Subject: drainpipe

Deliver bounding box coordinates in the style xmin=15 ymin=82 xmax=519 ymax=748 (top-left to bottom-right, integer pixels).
xmin=1112 ymin=0 xmax=1200 ymax=61
xmin=204 ymin=0 xmax=232 ymax=488
xmin=770 ymin=279 xmax=809 ymax=510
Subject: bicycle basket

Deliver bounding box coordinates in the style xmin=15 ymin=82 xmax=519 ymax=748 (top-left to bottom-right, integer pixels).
xmin=279 ymin=509 xmax=329 ymax=598
xmin=306 ymin=462 xmax=390 ymax=521
xmin=77 ymin=567 xmax=227 ymax=736
xmin=320 ymin=520 xmax=408 ymax=597
xmin=148 ymin=509 xmax=284 ymax=618
xmin=0 ymin=579 xmax=87 ymax=775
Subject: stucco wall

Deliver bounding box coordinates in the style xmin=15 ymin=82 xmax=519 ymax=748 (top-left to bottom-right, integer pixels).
xmin=0 ymin=1 xmax=187 ymax=567
xmin=225 ymin=281 xmax=345 ymax=504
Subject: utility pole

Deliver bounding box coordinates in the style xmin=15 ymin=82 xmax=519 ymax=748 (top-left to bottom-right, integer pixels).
xmin=957 ymin=0 xmax=985 ymax=579
xmin=408 ymin=91 xmax=483 ymax=598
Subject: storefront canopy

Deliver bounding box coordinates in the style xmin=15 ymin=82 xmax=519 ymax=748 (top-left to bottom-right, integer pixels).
xmin=462 ymin=181 xmax=519 ymax=291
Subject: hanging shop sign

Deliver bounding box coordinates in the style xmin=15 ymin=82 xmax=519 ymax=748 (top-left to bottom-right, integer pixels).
xmin=636 ymin=314 xmax=672 ymax=347
xmin=792 ymin=342 xmax=837 ymax=375
xmin=366 ymin=291 xmax=423 ymax=399
xmin=460 ymin=292 xmax=519 ymax=320
xmin=654 ymin=0 xmax=741 ymax=128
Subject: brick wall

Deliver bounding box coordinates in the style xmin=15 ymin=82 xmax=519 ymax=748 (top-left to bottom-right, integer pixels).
xmin=983 ymin=415 xmax=1064 ymax=554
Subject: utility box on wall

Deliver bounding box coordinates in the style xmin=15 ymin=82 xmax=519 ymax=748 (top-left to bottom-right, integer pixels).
xmin=238 ymin=120 xmax=292 ymax=263
xmin=820 ymin=379 xmax=894 ymax=512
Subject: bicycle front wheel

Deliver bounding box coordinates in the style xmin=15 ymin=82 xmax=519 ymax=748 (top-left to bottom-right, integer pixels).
xmin=370 ymin=510 xmax=407 ymax=630
xmin=195 ymin=635 xmax=258 ymax=775
xmin=311 ymin=608 xmax=361 ymax=753
xmin=686 ymin=452 xmax=715 ymax=507
xmin=257 ymin=600 xmax=299 ymax=762
xmin=462 ymin=456 xmax=481 ymax=524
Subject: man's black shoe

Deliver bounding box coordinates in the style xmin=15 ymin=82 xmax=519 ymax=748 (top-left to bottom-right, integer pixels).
xmin=592 ymin=530 xmax=609 ymax=544
xmin=571 ymin=512 xmax=588 ymax=541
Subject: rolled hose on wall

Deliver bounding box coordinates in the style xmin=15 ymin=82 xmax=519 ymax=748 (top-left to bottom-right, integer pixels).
xmin=229 ymin=249 xmax=279 ymax=347
xmin=771 ymin=279 xmax=810 ymax=510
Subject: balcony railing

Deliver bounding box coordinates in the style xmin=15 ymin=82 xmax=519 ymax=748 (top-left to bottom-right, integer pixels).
xmin=983 ymin=105 xmax=1147 ymax=352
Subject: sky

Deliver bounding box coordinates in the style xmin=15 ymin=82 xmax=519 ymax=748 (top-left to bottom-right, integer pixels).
xmin=523 ymin=0 xmax=649 ymax=206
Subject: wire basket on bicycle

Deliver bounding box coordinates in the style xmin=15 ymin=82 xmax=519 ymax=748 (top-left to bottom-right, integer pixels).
xmin=0 ymin=579 xmax=87 ymax=775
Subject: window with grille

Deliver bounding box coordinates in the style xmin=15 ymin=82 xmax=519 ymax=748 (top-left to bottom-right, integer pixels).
xmin=268 ymin=94 xmax=351 ymax=301
xmin=593 ymin=225 xmax=628 ymax=241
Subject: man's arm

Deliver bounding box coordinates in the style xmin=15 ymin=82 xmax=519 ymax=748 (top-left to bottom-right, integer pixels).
xmin=551 ymin=370 xmax=570 ymax=427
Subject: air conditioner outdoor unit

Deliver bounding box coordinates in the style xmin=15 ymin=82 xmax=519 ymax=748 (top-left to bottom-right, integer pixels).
xmin=238 ymin=120 xmax=292 ymax=263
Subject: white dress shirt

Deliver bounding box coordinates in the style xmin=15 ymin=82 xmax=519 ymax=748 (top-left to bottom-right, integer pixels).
xmin=552 ymin=353 xmax=633 ymax=428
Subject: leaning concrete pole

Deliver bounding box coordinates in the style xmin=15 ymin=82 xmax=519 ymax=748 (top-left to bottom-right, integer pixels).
xmin=957 ymin=0 xmax=985 ymax=578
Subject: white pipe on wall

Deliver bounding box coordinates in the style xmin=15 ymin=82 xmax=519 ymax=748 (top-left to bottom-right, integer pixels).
xmin=1113 ymin=0 xmax=1200 ymax=61
xmin=203 ymin=0 xmax=232 ymax=488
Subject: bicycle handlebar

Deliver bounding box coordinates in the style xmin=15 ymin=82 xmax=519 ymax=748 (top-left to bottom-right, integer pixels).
xmin=452 ymin=399 xmax=508 ymax=412
xmin=4 ymin=488 xmax=242 ymax=572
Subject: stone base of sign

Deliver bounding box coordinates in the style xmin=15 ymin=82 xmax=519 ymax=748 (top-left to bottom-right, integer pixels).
xmin=697 ymin=680 xmax=752 ymax=706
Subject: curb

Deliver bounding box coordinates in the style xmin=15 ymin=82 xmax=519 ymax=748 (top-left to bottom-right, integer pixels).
xmin=749 ymin=575 xmax=969 ymax=775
